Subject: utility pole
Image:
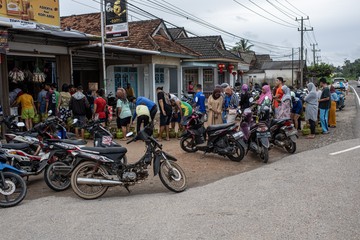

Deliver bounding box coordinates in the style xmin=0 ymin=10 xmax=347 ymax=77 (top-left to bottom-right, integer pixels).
xmin=291 ymin=48 xmax=294 ymax=87
xmin=100 ymin=0 xmax=107 ymax=94
xmin=311 ymin=43 xmax=320 ymax=66
xmin=316 ymin=56 xmax=321 ymax=65
xmin=296 ymin=17 xmax=313 ymax=87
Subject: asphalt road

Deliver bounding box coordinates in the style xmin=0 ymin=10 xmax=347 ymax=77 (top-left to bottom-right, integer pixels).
xmin=1 ymin=83 xmax=360 ymax=240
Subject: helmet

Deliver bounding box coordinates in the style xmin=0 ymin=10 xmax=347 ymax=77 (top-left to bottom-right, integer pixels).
xmin=220 ymin=83 xmax=229 ymax=88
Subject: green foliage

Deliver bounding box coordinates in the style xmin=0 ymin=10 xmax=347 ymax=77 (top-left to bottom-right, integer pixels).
xmin=232 ymin=39 xmax=254 ymax=52
xmin=341 ymin=59 xmax=360 ymax=79
xmin=307 ymin=63 xmax=335 ymax=78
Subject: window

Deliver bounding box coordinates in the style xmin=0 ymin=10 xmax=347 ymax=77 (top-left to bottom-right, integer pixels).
xmin=155 ymin=68 xmax=165 ymax=84
xmin=203 ymin=69 xmax=213 ymax=83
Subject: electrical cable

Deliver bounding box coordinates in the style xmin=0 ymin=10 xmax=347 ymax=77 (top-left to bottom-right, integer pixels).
xmin=265 ymin=0 xmax=297 ymax=20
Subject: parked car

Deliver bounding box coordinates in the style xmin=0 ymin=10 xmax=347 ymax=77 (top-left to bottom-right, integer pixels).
xmin=357 ymin=77 xmax=360 ymax=87
xmin=332 ymin=77 xmax=345 ymax=89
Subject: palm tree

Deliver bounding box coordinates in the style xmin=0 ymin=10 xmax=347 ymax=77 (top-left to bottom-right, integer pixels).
xmin=232 ymin=39 xmax=254 ymax=52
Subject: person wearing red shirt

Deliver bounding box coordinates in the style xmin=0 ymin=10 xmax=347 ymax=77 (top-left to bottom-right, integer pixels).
xmin=273 ymin=77 xmax=284 ymax=119
xmin=93 ymin=88 xmax=107 ymax=124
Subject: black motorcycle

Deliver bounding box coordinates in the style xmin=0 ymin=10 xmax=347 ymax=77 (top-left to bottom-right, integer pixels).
xmin=268 ymin=118 xmax=298 ymax=154
xmin=180 ymin=111 xmax=245 ymax=162
xmin=83 ymin=119 xmax=120 ymax=147
xmin=70 ymin=124 xmax=187 ymax=200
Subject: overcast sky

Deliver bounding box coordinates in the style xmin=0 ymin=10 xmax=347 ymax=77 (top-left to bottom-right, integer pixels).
xmin=59 ymin=0 xmax=360 ymax=67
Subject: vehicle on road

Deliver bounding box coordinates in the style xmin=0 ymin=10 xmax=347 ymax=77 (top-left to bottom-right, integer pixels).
xmin=357 ymin=77 xmax=360 ymax=87
xmin=332 ymin=77 xmax=345 ymax=89
xmin=70 ymin=124 xmax=187 ymax=200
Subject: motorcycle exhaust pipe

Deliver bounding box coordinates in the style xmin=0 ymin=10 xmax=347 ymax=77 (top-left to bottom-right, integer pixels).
xmin=274 ymin=140 xmax=286 ymax=147
xmin=76 ymin=177 xmax=123 ymax=186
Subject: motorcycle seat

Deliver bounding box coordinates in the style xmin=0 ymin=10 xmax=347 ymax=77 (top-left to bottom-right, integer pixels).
xmin=46 ymin=139 xmax=87 ymax=145
xmin=207 ymin=122 xmax=236 ymax=132
xmin=81 ymin=147 xmax=127 ymax=154
xmin=1 ymin=143 xmax=30 ymax=150
xmin=270 ymin=118 xmax=290 ymax=126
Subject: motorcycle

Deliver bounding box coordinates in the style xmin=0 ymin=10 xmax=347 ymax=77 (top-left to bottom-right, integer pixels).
xmin=181 ymin=90 xmax=194 ymax=106
xmin=180 ymin=110 xmax=246 ymax=162
xmin=0 ymin=115 xmax=26 ymax=133
xmin=70 ymin=124 xmax=187 ymax=200
xmin=238 ymin=99 xmax=271 ymax=163
xmin=84 ymin=119 xmax=121 ymax=147
xmin=268 ymin=118 xmax=298 ymax=154
xmin=0 ymin=153 xmax=27 ymax=208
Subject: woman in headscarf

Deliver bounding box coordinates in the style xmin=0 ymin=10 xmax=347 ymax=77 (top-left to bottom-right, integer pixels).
xmin=207 ymin=88 xmax=223 ymax=125
xmin=304 ymin=82 xmax=318 ymax=139
xmin=277 ymin=85 xmax=291 ymax=119
xmin=328 ymin=85 xmax=338 ymax=128
xmin=240 ymin=84 xmax=250 ymax=110
xmin=257 ymin=85 xmax=273 ymax=121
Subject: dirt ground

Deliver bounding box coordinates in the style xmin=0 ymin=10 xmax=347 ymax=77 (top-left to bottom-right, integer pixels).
xmin=23 ymin=92 xmax=357 ymax=200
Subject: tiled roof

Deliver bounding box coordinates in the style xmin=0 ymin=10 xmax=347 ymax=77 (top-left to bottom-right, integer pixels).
xmin=261 ymin=60 xmax=305 ymax=70
xmin=61 ymin=13 xmax=198 ymax=56
xmin=175 ymin=36 xmax=241 ymax=61
xmin=168 ymin=27 xmax=187 ymax=40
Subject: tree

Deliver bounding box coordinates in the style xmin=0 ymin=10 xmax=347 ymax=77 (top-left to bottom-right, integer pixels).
xmin=341 ymin=59 xmax=360 ymax=79
xmin=232 ymin=39 xmax=254 ymax=52
xmin=307 ymin=62 xmax=335 ymax=78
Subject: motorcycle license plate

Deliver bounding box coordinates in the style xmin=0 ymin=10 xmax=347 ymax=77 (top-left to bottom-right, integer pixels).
xmin=286 ymin=130 xmax=298 ymax=136
xmin=40 ymin=152 xmax=50 ymax=161
xmin=232 ymin=131 xmax=244 ymax=140
xmin=256 ymin=132 xmax=271 ymax=138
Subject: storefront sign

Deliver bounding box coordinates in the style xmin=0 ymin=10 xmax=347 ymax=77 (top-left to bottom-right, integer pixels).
xmin=0 ymin=30 xmax=9 ymax=54
xmin=105 ymin=0 xmax=128 ymax=38
xmin=0 ymin=0 xmax=60 ymax=28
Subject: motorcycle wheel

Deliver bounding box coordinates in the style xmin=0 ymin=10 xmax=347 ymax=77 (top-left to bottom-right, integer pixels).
xmin=159 ymin=160 xmax=187 ymax=193
xmin=180 ymin=136 xmax=198 ymax=153
xmin=44 ymin=162 xmax=71 ymax=192
xmin=285 ymin=140 xmax=297 ymax=154
xmin=226 ymin=139 xmax=245 ymax=162
xmin=0 ymin=172 xmax=27 ymax=208
xmin=260 ymin=146 xmax=269 ymax=163
xmin=71 ymin=161 xmax=109 ymax=200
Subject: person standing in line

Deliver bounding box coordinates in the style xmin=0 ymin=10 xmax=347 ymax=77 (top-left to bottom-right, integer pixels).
xmin=344 ymin=80 xmax=349 ymax=95
xmin=290 ymin=91 xmax=302 ymax=130
xmin=304 ymin=83 xmax=318 ymax=139
xmin=328 ymin=85 xmax=338 ymax=128
xmin=69 ymin=85 xmax=89 ymax=139
xmin=169 ymin=94 xmax=182 ymax=131
xmin=13 ymin=86 xmax=37 ymax=130
xmin=239 ymin=84 xmax=250 ymax=111
xmin=277 ymin=85 xmax=292 ymax=119
xmin=194 ymin=84 xmax=206 ymax=114
xmin=37 ymin=83 xmax=47 ymax=120
xmin=116 ymin=88 xmax=132 ymax=141
xmin=58 ymin=83 xmax=72 ymax=123
xmin=51 ymin=83 xmax=60 ymax=114
xmin=187 ymin=81 xmax=195 ymax=95
xmin=207 ymin=88 xmax=223 ymax=125
xmin=318 ymin=78 xmax=331 ymax=134
xmin=45 ymin=82 xmax=56 ymax=115
xmin=273 ymin=77 xmax=284 ymax=119
xmin=256 ymin=85 xmax=273 ymax=121
xmin=125 ymin=83 xmax=135 ymax=100
xmin=93 ymin=88 xmax=107 ymax=124
xmin=224 ymin=87 xmax=239 ymax=123
xmin=157 ymin=87 xmax=172 ymax=141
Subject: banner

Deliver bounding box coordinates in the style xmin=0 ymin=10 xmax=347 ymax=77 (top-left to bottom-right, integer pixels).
xmin=0 ymin=0 xmax=60 ymax=28
xmin=0 ymin=30 xmax=8 ymax=54
xmin=105 ymin=0 xmax=128 ymax=38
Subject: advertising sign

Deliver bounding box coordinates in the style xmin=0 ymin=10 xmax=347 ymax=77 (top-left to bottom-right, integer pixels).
xmin=105 ymin=0 xmax=128 ymax=38
xmin=0 ymin=30 xmax=8 ymax=54
xmin=0 ymin=0 xmax=60 ymax=28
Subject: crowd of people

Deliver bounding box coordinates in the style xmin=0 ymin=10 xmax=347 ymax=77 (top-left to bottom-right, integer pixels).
xmin=7 ymin=76 xmax=346 ymax=141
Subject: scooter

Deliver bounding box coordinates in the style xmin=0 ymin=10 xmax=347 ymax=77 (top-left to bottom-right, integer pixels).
xmin=0 ymin=154 xmax=27 ymax=208
xmin=180 ymin=110 xmax=246 ymax=162
xmin=268 ymin=118 xmax=298 ymax=154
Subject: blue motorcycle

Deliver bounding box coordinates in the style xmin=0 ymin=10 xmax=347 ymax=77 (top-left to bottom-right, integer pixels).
xmin=0 ymin=153 xmax=27 ymax=208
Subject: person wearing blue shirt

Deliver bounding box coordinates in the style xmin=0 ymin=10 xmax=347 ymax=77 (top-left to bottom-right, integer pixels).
xmin=291 ymin=91 xmax=302 ymax=130
xmin=132 ymin=96 xmax=158 ymax=121
xmin=194 ymin=84 xmax=206 ymax=113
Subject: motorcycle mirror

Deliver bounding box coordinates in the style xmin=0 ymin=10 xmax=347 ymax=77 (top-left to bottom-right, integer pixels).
xmin=72 ymin=119 xmax=78 ymax=124
xmin=249 ymin=97 xmax=254 ymax=103
xmin=48 ymin=110 xmax=53 ymax=116
xmin=17 ymin=122 xmax=25 ymax=127
xmin=265 ymin=96 xmax=269 ymax=100
xmin=126 ymin=132 xmax=134 ymax=138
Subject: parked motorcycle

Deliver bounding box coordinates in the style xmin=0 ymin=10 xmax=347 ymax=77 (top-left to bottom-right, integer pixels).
xmin=180 ymin=110 xmax=245 ymax=162
xmin=0 ymin=153 xmax=27 ymax=208
xmin=84 ymin=119 xmax=120 ymax=147
xmin=70 ymin=124 xmax=187 ymax=200
xmin=268 ymin=118 xmax=298 ymax=154
xmin=0 ymin=115 xmax=26 ymax=133
xmin=238 ymin=101 xmax=271 ymax=163
xmin=181 ymin=90 xmax=194 ymax=106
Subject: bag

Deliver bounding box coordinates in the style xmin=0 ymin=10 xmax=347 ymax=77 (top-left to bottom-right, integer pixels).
xmin=163 ymin=91 xmax=171 ymax=106
xmin=228 ymin=108 xmax=237 ymax=115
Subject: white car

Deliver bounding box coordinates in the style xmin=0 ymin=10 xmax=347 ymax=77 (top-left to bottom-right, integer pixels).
xmin=357 ymin=78 xmax=360 ymax=87
xmin=332 ymin=77 xmax=345 ymax=89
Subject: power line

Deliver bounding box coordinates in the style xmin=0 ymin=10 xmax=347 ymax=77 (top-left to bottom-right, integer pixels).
xmin=233 ymin=0 xmax=297 ymax=28
xmin=284 ymin=0 xmax=308 ymax=17
xmin=246 ymin=0 xmax=298 ymax=27
xmin=274 ymin=0 xmax=301 ymax=18
xmin=265 ymin=0 xmax=297 ymax=20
